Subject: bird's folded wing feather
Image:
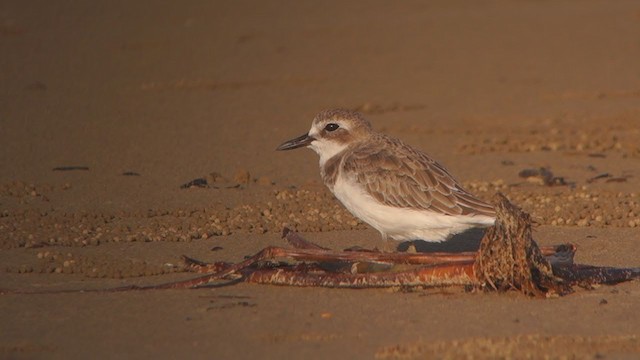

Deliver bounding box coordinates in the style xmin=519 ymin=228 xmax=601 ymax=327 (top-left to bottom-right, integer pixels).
xmin=342 ymin=139 xmax=495 ymax=217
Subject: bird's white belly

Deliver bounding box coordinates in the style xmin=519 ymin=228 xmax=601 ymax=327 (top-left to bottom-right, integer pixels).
xmin=331 ymin=177 xmax=495 ymax=242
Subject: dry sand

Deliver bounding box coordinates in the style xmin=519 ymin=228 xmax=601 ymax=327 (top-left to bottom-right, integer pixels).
xmin=2 ymin=0 xmax=640 ymax=358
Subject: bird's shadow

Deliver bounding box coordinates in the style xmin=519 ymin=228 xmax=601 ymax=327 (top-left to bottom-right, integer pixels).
xmin=396 ymin=228 xmax=485 ymax=253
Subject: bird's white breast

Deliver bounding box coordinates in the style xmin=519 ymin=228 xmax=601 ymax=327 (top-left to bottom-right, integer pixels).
xmin=331 ymin=175 xmax=495 ymax=242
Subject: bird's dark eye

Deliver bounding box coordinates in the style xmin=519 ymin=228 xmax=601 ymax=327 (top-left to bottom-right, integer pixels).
xmin=324 ymin=123 xmax=339 ymax=132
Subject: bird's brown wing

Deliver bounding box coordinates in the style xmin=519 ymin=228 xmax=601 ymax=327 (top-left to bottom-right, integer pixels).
xmin=341 ymin=137 xmax=495 ymax=217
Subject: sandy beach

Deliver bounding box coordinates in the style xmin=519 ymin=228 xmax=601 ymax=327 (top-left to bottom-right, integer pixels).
xmin=2 ymin=1 xmax=640 ymax=358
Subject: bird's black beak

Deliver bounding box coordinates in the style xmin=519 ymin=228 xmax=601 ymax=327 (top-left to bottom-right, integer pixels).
xmin=276 ymin=133 xmax=314 ymax=151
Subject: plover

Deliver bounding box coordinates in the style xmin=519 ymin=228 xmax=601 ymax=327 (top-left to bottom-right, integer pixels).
xmin=276 ymin=109 xmax=495 ymax=242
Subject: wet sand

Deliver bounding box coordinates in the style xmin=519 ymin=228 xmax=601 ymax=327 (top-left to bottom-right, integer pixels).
xmin=2 ymin=1 xmax=640 ymax=358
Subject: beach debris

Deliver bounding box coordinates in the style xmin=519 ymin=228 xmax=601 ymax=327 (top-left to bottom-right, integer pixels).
xmin=5 ymin=194 xmax=639 ymax=296
xmin=587 ymin=153 xmax=607 ymax=158
xmin=605 ymin=177 xmax=629 ymax=183
xmin=180 ymin=177 xmax=209 ymax=189
xmin=518 ymin=167 xmax=569 ymax=186
xmin=180 ymin=172 xmax=240 ymax=189
xmin=180 ymin=170 xmax=260 ymax=189
xmin=473 ymin=194 xmax=570 ymax=296
xmin=586 ymin=173 xmax=630 ymax=184
xmin=152 ymin=194 xmax=636 ymax=296
xmin=52 ymin=166 xmax=89 ymax=171
xmin=586 ymin=173 xmax=612 ymax=183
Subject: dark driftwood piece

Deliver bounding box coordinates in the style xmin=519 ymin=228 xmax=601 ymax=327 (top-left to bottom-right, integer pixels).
xmin=3 ymin=194 xmax=639 ymax=296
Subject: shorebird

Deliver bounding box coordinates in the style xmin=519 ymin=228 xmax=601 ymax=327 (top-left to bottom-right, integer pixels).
xmin=276 ymin=109 xmax=495 ymax=242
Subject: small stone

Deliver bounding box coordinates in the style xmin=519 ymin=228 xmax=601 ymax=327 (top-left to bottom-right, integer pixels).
xmin=320 ymin=312 xmax=333 ymax=319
